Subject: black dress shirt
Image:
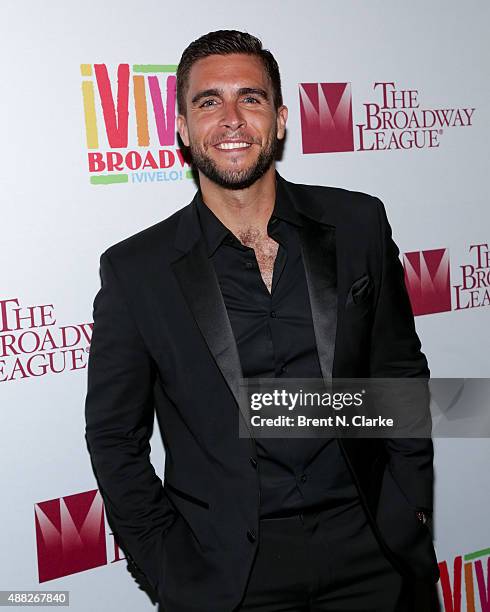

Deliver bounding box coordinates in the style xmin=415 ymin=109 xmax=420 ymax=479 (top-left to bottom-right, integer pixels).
xmin=196 ymin=184 xmax=359 ymax=517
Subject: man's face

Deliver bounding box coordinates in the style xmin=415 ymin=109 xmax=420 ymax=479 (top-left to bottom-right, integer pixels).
xmin=177 ymin=53 xmax=288 ymax=190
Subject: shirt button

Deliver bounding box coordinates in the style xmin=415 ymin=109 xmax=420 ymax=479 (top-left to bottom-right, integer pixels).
xmin=300 ymin=474 xmax=307 ymax=483
xmin=250 ymin=457 xmax=258 ymax=469
xmin=270 ymin=311 xmax=277 ymax=318
xmin=247 ymin=529 xmax=257 ymax=543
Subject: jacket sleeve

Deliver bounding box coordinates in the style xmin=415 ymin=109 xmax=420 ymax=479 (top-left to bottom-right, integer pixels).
xmin=369 ymin=197 xmax=434 ymax=513
xmin=84 ymin=250 xmax=177 ymax=596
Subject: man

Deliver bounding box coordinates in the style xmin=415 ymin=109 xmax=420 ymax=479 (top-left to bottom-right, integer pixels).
xmin=85 ymin=30 xmax=440 ymax=612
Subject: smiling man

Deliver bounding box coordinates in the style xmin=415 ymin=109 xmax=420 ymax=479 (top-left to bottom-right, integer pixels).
xmin=85 ymin=30 xmax=440 ymax=612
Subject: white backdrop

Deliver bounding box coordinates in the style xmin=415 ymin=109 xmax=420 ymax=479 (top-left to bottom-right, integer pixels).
xmin=1 ymin=1 xmax=489 ymax=610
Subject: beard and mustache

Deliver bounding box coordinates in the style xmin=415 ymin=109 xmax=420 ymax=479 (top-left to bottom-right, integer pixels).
xmin=187 ymin=125 xmax=279 ymax=191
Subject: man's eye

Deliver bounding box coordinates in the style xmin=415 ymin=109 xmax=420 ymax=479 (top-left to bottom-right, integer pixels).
xmin=200 ymin=99 xmax=218 ymax=108
xmin=243 ymin=97 xmax=259 ymax=104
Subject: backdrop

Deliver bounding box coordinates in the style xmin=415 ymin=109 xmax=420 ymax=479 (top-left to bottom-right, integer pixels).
xmin=1 ymin=1 xmax=489 ymax=610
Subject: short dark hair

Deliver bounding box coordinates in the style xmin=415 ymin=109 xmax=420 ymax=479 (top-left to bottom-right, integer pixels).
xmin=176 ymin=29 xmax=283 ymax=115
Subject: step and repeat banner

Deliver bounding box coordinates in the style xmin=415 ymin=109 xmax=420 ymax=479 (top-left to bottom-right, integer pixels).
xmin=1 ymin=1 xmax=489 ymax=610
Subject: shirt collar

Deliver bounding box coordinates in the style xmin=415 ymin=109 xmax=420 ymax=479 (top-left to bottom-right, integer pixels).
xmin=272 ymin=176 xmax=303 ymax=228
xmin=196 ymin=179 xmax=303 ymax=257
xmin=195 ymin=192 xmax=230 ymax=257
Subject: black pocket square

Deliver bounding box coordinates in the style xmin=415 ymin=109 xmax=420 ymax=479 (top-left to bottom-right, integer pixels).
xmin=346 ymin=274 xmax=373 ymax=306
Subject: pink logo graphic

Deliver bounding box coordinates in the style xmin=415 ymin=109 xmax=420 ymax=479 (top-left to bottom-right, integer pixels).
xmin=34 ymin=490 xmax=107 ymax=582
xmin=299 ymin=83 xmax=354 ymax=154
xmin=403 ymin=248 xmax=452 ymax=316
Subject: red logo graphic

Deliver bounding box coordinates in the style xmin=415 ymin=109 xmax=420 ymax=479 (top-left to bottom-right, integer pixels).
xmin=438 ymin=546 xmax=490 ymax=611
xmin=34 ymin=490 xmax=107 ymax=582
xmin=299 ymin=83 xmax=354 ymax=154
xmin=403 ymin=248 xmax=452 ymax=316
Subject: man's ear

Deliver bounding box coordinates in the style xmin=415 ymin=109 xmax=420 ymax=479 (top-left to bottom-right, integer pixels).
xmin=276 ymin=105 xmax=288 ymax=140
xmin=177 ymin=114 xmax=190 ymax=147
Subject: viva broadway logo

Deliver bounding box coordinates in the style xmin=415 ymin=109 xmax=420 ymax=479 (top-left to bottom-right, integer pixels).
xmin=80 ymin=63 xmax=193 ymax=185
xmin=438 ymin=547 xmax=490 ymax=612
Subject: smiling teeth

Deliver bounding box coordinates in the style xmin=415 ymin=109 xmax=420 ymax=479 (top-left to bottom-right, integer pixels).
xmin=216 ymin=142 xmax=251 ymax=150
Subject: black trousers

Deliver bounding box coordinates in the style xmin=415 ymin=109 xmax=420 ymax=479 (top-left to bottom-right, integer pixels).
xmin=234 ymin=498 xmax=417 ymax=612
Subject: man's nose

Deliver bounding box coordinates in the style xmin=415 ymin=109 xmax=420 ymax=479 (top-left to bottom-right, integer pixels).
xmin=219 ymin=102 xmax=246 ymax=130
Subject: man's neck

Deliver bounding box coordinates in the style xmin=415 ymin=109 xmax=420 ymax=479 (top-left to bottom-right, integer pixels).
xmin=198 ymin=165 xmax=277 ymax=238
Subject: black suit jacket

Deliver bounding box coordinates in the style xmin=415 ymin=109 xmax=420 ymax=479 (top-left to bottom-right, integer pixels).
xmin=85 ymin=173 xmax=439 ymax=612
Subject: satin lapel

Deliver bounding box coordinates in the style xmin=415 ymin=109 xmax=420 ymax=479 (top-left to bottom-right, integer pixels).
xmin=298 ymin=218 xmax=337 ymax=383
xmin=171 ymin=239 xmax=252 ymax=435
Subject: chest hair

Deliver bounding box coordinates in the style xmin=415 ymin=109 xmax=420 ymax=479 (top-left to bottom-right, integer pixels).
xmin=236 ymin=227 xmax=279 ymax=294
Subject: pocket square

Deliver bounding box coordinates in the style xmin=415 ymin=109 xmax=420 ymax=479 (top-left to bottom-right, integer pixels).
xmin=346 ymin=274 xmax=373 ymax=306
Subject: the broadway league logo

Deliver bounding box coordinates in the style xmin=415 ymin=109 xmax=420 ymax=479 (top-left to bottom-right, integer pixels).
xmin=299 ymin=81 xmax=475 ymax=153
xmin=403 ymin=249 xmax=451 ymax=316
xmin=403 ymin=242 xmax=490 ymax=316
xmin=80 ymin=63 xmax=192 ymax=185
xmin=453 ymin=243 xmax=490 ymax=310
xmin=299 ymin=83 xmax=354 ymax=154
xmin=0 ymin=298 xmax=92 ymax=382
xmin=35 ymin=490 xmax=107 ymax=582
xmin=438 ymin=546 xmax=490 ymax=611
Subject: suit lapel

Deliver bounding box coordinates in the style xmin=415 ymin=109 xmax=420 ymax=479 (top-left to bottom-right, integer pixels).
xmin=171 ymin=200 xmax=252 ymax=434
xmin=298 ymin=218 xmax=337 ymax=382
xmin=277 ymin=174 xmax=338 ymax=383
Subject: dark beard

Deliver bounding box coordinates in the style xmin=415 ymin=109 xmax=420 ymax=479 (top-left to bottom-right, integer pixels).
xmin=189 ymin=131 xmax=278 ymax=190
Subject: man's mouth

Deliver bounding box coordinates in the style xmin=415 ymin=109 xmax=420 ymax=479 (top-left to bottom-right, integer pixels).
xmin=214 ymin=141 xmax=253 ymax=150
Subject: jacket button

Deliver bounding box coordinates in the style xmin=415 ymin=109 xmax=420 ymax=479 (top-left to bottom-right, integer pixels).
xmin=247 ymin=529 xmax=257 ymax=543
xmin=250 ymin=457 xmax=258 ymax=469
